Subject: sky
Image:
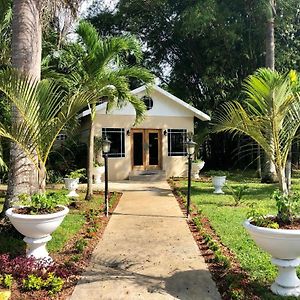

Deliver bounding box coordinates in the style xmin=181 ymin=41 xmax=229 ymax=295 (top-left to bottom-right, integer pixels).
xmin=80 ymin=0 xmax=119 ymax=16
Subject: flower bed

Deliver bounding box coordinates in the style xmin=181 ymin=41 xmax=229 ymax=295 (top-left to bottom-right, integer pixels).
xmin=0 ymin=191 xmax=121 ymax=299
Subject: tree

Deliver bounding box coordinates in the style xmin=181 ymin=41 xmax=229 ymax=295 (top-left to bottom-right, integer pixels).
xmin=213 ymin=68 xmax=300 ymax=194
xmin=71 ymin=21 xmax=154 ymax=200
xmin=0 ymin=68 xmax=99 ymax=215
xmin=3 ymin=0 xmax=84 ymax=217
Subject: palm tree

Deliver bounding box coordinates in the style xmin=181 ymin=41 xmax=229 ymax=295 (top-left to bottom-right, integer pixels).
xmin=63 ymin=21 xmax=154 ymax=200
xmin=6 ymin=0 xmax=84 ymax=211
xmin=0 ymin=68 xmax=98 ymax=215
xmin=213 ymin=68 xmax=300 ymax=194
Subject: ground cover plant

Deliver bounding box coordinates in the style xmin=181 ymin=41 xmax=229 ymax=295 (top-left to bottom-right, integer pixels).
xmin=0 ymin=189 xmax=121 ymax=299
xmin=170 ymin=171 xmax=300 ymax=299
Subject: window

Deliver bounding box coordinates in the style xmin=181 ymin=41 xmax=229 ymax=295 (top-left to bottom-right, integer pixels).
xmin=56 ymin=133 xmax=67 ymax=141
xmin=141 ymin=96 xmax=153 ymax=110
xmin=168 ymin=129 xmax=187 ymax=156
xmin=102 ymin=128 xmax=125 ymax=157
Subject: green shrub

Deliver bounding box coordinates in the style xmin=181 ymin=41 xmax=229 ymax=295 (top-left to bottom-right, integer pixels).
xmin=0 ymin=274 xmax=13 ymax=289
xmin=18 ymin=191 xmax=69 ymax=214
xmin=214 ymin=250 xmax=231 ymax=268
xmin=75 ymin=238 xmax=88 ymax=253
xmin=22 ymin=273 xmax=64 ymax=294
xmin=227 ymin=185 xmax=249 ymax=206
xmin=22 ymin=274 xmax=43 ymax=291
xmin=45 ymin=273 xmax=64 ymax=295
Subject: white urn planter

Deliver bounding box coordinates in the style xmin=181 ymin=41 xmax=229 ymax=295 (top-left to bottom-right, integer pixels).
xmin=6 ymin=206 xmax=69 ymax=261
xmin=212 ymin=176 xmax=226 ymax=194
xmin=94 ymin=166 xmax=105 ymax=184
xmin=64 ymin=178 xmax=79 ymax=197
xmin=191 ymin=161 xmax=205 ymax=179
xmin=244 ymin=219 xmax=300 ymax=296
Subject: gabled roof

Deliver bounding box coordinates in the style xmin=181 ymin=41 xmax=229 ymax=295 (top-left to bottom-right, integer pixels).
xmin=79 ymin=84 xmax=210 ymax=121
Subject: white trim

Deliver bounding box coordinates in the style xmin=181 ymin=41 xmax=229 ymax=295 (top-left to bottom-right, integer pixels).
xmin=78 ymin=85 xmax=210 ymax=121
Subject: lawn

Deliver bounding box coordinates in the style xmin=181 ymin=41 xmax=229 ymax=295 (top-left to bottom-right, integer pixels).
xmin=177 ymin=171 xmax=300 ymax=299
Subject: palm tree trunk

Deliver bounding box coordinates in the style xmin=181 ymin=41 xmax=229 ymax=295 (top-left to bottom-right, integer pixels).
xmin=277 ymin=166 xmax=288 ymax=195
xmin=256 ymin=145 xmax=262 ymax=178
xmin=85 ymin=117 xmax=94 ymax=200
xmin=1 ymin=0 xmax=41 ymax=216
xmin=285 ymin=149 xmax=292 ymax=193
xmin=265 ymin=1 xmax=275 ymax=70
xmin=261 ymin=0 xmax=277 ymax=184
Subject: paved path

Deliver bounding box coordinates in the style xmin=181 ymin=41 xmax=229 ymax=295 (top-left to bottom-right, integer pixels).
xmin=70 ymin=181 xmax=221 ymax=300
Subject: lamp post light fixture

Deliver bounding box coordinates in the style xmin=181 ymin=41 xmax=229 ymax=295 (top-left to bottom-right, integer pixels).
xmin=102 ymin=137 xmax=111 ymax=217
xmin=186 ymin=139 xmax=197 ymax=218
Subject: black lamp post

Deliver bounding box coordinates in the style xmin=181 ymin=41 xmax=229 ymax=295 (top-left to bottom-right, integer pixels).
xmin=186 ymin=138 xmax=197 ymax=218
xmin=102 ymin=137 xmax=111 ymax=217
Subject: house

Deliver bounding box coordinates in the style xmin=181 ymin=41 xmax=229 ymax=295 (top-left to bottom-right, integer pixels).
xmin=79 ymin=85 xmax=210 ymax=181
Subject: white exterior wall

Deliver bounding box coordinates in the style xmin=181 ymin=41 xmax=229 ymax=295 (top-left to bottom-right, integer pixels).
xmin=88 ymin=115 xmax=193 ymax=180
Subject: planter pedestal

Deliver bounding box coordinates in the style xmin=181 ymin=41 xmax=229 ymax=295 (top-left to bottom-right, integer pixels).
xmin=6 ymin=206 xmax=69 ymax=261
xmin=24 ymin=236 xmax=52 ymax=261
xmin=212 ymin=176 xmax=226 ymax=194
xmin=64 ymin=178 xmax=79 ymax=197
xmin=271 ymin=258 xmax=300 ymax=296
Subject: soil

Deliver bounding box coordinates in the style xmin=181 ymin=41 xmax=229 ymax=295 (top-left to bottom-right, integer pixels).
xmin=251 ymin=217 xmax=300 ymax=230
xmin=168 ymin=178 xmax=260 ymax=300
xmin=8 ymin=191 xmax=122 ymax=300
xmin=13 ymin=206 xmax=64 ymax=215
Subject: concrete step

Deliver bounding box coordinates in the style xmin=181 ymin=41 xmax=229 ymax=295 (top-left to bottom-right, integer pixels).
xmin=128 ymin=170 xmax=166 ymax=181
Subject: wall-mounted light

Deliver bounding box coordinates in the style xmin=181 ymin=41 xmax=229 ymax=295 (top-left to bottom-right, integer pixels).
xmin=126 ymin=129 xmax=130 ymax=136
xmin=163 ymin=130 xmax=168 ymax=136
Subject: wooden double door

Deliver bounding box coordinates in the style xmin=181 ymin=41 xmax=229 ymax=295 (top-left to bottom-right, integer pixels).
xmin=131 ymin=129 xmax=162 ymax=170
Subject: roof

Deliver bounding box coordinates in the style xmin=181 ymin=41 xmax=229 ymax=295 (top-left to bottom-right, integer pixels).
xmin=79 ymin=85 xmax=211 ymax=121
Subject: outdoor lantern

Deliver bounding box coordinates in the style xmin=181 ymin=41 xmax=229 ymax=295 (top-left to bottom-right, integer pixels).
xmin=102 ymin=138 xmax=111 ymax=153
xmin=186 ymin=139 xmax=197 ymax=156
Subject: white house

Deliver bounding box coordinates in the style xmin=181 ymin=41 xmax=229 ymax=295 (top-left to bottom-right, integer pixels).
xmin=79 ymin=85 xmax=210 ymax=181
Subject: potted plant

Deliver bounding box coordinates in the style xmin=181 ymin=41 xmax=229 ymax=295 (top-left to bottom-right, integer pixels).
xmin=206 ymin=170 xmax=228 ymax=194
xmin=191 ymin=159 xmax=205 ymax=179
xmin=64 ymin=168 xmax=86 ymax=197
xmin=6 ymin=192 xmax=69 ymax=261
xmin=244 ymin=191 xmax=300 ymax=296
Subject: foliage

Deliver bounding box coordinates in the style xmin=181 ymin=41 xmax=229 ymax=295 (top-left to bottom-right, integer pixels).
xmin=74 ymin=238 xmax=87 ymax=253
xmin=17 ymin=191 xmax=69 ymax=214
xmin=272 ymin=190 xmax=300 ymax=224
xmin=246 ymin=204 xmax=279 ymax=229
xmin=0 ymin=254 xmax=76 ymax=280
xmin=65 ymin=168 xmax=86 ymax=179
xmin=22 ymin=273 xmax=64 ymax=294
xmin=227 ymin=185 xmax=249 ymax=206
xmin=46 ymin=169 xmax=64 ymax=184
xmin=0 ymin=68 xmax=99 ymax=191
xmin=0 ymin=274 xmax=12 ymax=288
xmin=213 ymin=68 xmax=300 ymax=194
xmin=206 ymin=170 xmax=228 ymax=177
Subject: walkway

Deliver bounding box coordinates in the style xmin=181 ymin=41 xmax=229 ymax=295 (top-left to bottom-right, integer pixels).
xmin=70 ymin=181 xmax=221 ymax=300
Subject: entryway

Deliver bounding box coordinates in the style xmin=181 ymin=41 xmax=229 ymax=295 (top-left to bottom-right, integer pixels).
xmin=131 ymin=129 xmax=162 ymax=170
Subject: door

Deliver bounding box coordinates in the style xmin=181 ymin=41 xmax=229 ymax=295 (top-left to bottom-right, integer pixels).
xmin=132 ymin=129 xmax=161 ymax=170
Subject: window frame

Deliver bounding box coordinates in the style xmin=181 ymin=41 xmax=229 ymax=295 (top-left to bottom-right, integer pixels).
xmin=167 ymin=129 xmax=187 ymax=156
xmin=102 ymin=128 xmax=125 ymax=158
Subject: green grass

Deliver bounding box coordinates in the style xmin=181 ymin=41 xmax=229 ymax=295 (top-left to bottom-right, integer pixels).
xmin=177 ymin=172 xmax=300 ymax=299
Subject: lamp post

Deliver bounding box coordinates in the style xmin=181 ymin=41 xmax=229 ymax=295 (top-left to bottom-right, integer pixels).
xmin=186 ymin=139 xmax=197 ymax=218
xmin=102 ymin=137 xmax=111 ymax=217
